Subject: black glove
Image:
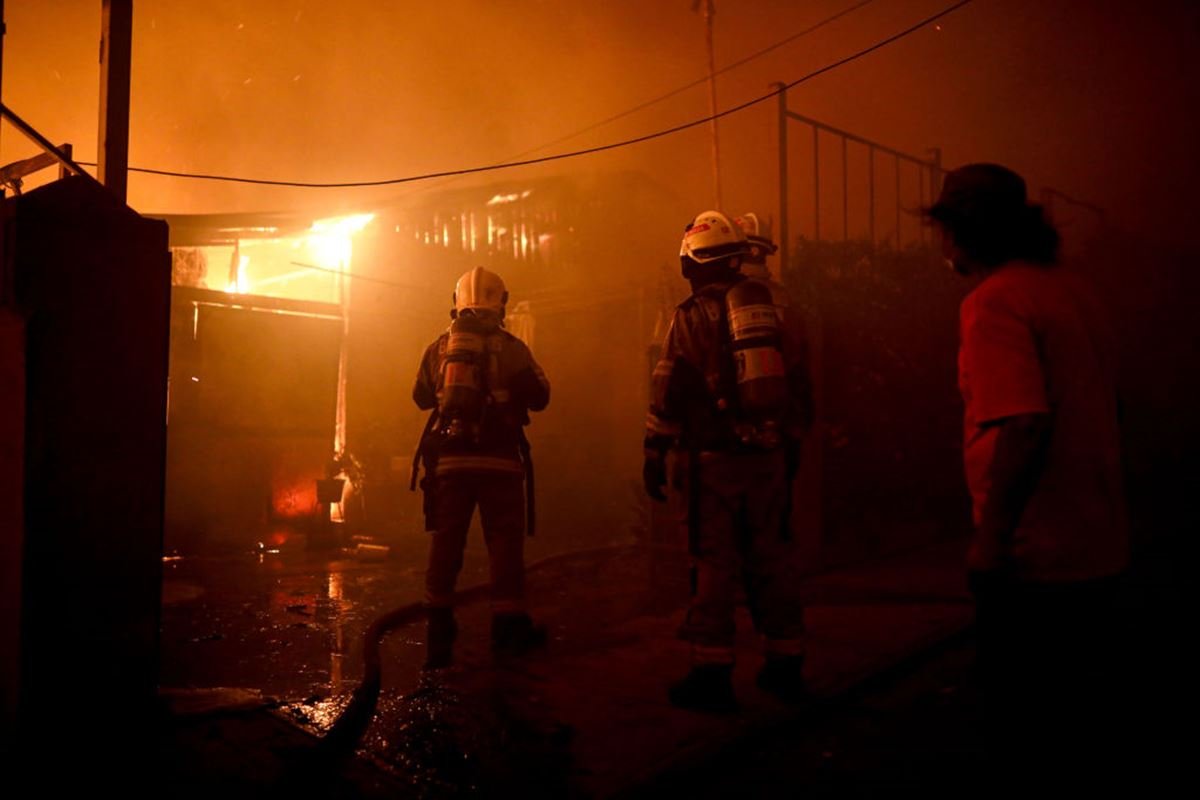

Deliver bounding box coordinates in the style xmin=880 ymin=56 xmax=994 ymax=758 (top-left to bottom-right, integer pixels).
xmin=643 ymin=454 xmax=668 ymax=502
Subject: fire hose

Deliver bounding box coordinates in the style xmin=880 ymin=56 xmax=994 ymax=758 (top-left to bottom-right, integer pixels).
xmin=310 ymin=526 xmax=965 ymax=762
xmin=316 ymin=542 xmax=681 ymax=759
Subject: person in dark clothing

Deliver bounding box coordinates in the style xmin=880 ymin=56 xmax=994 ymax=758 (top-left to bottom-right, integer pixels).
xmin=412 ymin=266 xmax=550 ymax=669
xmin=926 ymin=163 xmax=1129 ymax=781
xmin=645 ymin=210 xmax=813 ymax=712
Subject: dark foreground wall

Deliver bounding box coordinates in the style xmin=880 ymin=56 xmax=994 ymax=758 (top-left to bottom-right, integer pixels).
xmin=0 ymin=309 xmax=25 ymax=751
xmin=0 ymin=176 xmax=171 ymax=747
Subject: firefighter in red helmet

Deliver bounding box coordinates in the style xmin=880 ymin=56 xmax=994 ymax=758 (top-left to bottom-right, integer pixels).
xmin=412 ymin=266 xmax=550 ymax=669
xmin=645 ymin=211 xmax=814 ymax=712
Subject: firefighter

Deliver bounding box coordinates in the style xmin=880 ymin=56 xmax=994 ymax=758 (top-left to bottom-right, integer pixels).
xmin=412 ymin=266 xmax=550 ymax=669
xmin=645 ymin=211 xmax=813 ymax=712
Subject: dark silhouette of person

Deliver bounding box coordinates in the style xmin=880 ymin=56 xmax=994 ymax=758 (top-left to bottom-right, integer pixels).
xmin=925 ymin=163 xmax=1129 ymax=784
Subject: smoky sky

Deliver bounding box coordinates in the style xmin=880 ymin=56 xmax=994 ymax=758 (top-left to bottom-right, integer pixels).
xmin=3 ymin=0 xmax=1198 ymax=246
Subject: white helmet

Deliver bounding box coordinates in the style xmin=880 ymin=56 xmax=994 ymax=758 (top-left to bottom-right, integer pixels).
xmin=735 ymin=212 xmax=778 ymax=262
xmin=453 ymin=266 xmax=508 ymax=317
xmin=679 ymin=210 xmax=750 ymax=264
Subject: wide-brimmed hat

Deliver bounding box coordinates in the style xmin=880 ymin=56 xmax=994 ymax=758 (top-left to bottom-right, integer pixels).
xmin=925 ymin=163 xmax=1029 ymax=222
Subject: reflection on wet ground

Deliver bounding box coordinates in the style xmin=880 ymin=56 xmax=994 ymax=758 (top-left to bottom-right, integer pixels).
xmin=161 ymin=541 xmax=478 ymax=699
xmin=160 ymin=537 xmax=682 ymax=794
xmin=280 ymin=679 xmax=573 ymax=797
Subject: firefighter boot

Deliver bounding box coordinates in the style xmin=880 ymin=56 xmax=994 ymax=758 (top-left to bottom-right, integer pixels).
xmin=424 ymin=607 xmax=457 ymax=670
xmin=668 ymin=665 xmax=738 ymax=714
xmin=490 ymin=612 xmax=547 ymax=656
xmin=756 ymin=655 xmax=808 ymax=704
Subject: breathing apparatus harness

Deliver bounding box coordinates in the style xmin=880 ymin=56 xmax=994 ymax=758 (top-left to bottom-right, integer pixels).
xmin=410 ymin=317 xmax=536 ymax=536
xmin=676 ymin=273 xmax=794 ymax=552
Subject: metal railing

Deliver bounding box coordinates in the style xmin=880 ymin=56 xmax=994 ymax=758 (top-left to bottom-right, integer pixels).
xmin=0 ymin=102 xmax=96 ymax=195
xmin=775 ymin=82 xmax=942 ymax=270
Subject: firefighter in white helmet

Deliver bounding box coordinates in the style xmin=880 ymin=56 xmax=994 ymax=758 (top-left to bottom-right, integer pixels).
xmin=645 ymin=211 xmax=814 ymax=712
xmin=412 ymin=266 xmax=550 ymax=669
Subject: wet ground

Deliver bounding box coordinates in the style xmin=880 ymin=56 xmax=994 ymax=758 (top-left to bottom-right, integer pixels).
xmin=163 ymin=534 xmax=681 ymax=690
xmin=160 ymin=534 xmax=690 ymax=796
xmin=160 ymin=532 xmax=629 ymax=699
xmin=161 ymin=537 xmax=460 ymax=699
xmin=641 ymin=634 xmax=987 ymax=797
xmin=648 ymin=538 xmax=1187 ymax=799
xmin=158 ymin=532 xmax=982 ymax=796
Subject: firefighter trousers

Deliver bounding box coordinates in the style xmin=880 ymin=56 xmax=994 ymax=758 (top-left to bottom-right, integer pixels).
xmin=677 ymin=449 xmax=806 ymax=665
xmin=425 ymin=470 xmax=527 ymax=615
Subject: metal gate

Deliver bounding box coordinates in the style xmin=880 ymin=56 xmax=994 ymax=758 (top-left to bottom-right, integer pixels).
xmin=774 ymin=82 xmax=943 ymax=271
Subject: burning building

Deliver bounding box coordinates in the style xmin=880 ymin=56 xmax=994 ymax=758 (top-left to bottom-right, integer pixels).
xmin=157 ymin=171 xmax=687 ymax=555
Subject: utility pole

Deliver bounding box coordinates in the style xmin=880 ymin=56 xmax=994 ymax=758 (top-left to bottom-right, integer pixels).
xmin=1 ymin=0 xmax=7 ymax=164
xmin=697 ymin=0 xmax=722 ymax=209
xmin=97 ymin=0 xmax=132 ymax=204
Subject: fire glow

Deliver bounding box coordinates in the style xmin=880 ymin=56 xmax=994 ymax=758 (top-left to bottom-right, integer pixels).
xmin=181 ymin=213 xmax=375 ymax=304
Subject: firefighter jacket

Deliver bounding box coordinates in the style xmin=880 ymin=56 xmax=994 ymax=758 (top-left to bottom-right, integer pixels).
xmin=414 ymin=327 xmax=549 ymax=475
xmin=646 ymin=276 xmax=813 ymax=455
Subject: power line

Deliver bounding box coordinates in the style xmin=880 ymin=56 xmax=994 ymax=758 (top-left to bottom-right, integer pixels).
xmin=74 ymin=0 xmax=879 ymax=186
xmin=495 ymin=0 xmax=878 ymax=164
xmin=84 ymin=0 xmax=972 ymax=190
xmin=372 ymin=0 xmax=878 ymax=206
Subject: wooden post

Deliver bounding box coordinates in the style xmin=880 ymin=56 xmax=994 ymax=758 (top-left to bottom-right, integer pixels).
xmin=97 ymin=0 xmax=132 ymax=204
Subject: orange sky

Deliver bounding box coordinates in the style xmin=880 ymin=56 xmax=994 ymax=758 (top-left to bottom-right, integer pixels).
xmin=2 ymin=0 xmax=1197 ymax=246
